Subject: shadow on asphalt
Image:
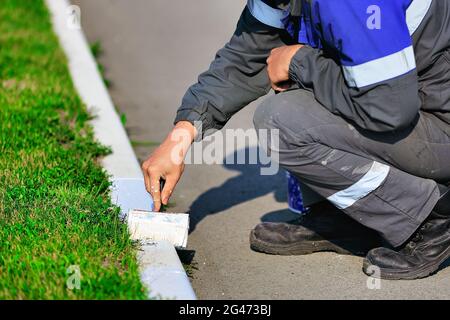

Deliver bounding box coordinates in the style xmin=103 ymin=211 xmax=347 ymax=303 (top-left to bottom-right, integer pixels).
xmin=186 ymin=147 xmax=379 ymax=257
xmin=187 ymin=147 xmax=286 ymax=233
xmin=260 ymin=208 xmax=301 ymax=222
xmin=186 ymin=147 xmax=450 ymax=271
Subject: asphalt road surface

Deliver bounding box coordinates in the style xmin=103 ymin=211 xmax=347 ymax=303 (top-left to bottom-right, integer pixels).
xmin=73 ymin=0 xmax=450 ymax=299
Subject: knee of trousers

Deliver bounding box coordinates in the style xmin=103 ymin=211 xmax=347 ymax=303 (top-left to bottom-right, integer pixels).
xmin=253 ymin=94 xmax=314 ymax=153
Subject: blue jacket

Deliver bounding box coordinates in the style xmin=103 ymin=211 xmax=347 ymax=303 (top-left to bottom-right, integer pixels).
xmin=175 ymin=0 xmax=450 ymax=134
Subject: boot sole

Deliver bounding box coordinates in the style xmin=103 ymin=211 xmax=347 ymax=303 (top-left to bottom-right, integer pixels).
xmin=363 ymin=244 xmax=450 ymax=280
xmin=250 ymin=229 xmax=365 ymax=256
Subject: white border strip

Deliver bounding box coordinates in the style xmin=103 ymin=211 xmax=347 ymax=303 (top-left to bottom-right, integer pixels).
xmin=247 ymin=0 xmax=289 ymax=29
xmin=46 ymin=0 xmax=195 ymax=300
xmin=343 ymin=46 xmax=416 ymax=88
xmin=327 ymin=161 xmax=390 ymax=210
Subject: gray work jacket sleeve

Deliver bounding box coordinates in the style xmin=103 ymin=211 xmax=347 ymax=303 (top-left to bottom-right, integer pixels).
xmin=289 ymin=46 xmax=421 ymax=133
xmin=174 ymin=7 xmax=292 ymax=138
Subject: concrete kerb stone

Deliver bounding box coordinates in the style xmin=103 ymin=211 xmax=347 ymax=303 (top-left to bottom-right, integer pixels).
xmin=45 ymin=0 xmax=196 ymax=300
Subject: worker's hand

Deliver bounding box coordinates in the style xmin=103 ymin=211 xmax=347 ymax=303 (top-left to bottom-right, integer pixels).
xmin=142 ymin=121 xmax=197 ymax=212
xmin=267 ymin=44 xmax=303 ymax=92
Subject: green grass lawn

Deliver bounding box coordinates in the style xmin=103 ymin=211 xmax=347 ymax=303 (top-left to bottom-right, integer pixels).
xmin=0 ymin=0 xmax=147 ymax=299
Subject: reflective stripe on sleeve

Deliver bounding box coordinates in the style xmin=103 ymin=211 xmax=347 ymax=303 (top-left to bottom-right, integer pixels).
xmin=407 ymin=0 xmax=433 ymax=35
xmin=247 ymin=0 xmax=289 ymax=29
xmin=342 ymin=46 xmax=416 ymax=88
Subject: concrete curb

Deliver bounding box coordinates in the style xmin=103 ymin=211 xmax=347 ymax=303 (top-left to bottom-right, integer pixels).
xmin=46 ymin=0 xmax=196 ymax=300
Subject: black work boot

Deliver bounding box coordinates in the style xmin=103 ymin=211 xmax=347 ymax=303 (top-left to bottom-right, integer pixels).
xmin=250 ymin=202 xmax=382 ymax=256
xmin=363 ymin=187 xmax=450 ymax=280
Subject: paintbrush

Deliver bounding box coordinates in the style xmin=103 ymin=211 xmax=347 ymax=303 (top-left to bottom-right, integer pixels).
xmin=126 ymin=178 xmax=189 ymax=249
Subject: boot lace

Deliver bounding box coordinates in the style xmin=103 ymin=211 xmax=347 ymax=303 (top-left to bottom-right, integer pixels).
xmin=404 ymin=221 xmax=432 ymax=252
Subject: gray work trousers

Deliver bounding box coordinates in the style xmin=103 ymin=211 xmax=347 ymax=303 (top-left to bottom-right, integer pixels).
xmin=254 ymin=89 xmax=450 ymax=247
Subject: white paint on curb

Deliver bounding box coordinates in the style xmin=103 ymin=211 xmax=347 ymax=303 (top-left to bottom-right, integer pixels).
xmin=111 ymin=178 xmax=152 ymax=219
xmin=46 ymin=0 xmax=196 ymax=300
xmin=139 ymin=241 xmax=196 ymax=300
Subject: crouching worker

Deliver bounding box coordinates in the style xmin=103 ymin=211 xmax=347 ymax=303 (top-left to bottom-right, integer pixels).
xmin=142 ymin=0 xmax=450 ymax=280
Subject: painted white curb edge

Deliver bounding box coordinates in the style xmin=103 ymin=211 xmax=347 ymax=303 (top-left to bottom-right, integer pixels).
xmin=46 ymin=0 xmax=196 ymax=300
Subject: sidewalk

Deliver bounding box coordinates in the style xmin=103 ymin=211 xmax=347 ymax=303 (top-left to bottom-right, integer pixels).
xmin=74 ymin=0 xmax=450 ymax=299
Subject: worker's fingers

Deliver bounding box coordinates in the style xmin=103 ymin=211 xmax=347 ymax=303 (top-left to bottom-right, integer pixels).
xmin=149 ymin=175 xmax=162 ymax=212
xmin=142 ymin=160 xmax=164 ymax=211
xmin=161 ymin=175 xmax=178 ymax=205
xmin=143 ymin=163 xmax=162 ymax=211
xmin=271 ymin=80 xmax=292 ymax=93
xmin=142 ymin=165 xmax=151 ymax=195
xmin=271 ymin=83 xmax=288 ymax=92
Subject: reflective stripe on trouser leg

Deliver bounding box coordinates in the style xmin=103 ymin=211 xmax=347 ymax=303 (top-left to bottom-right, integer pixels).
xmin=327 ymin=161 xmax=390 ymax=210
